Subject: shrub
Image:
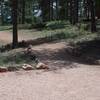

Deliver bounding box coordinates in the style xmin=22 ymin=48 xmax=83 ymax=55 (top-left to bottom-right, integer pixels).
xmin=45 ymin=20 xmax=69 ymax=30
xmin=30 ymin=17 xmax=45 ymax=29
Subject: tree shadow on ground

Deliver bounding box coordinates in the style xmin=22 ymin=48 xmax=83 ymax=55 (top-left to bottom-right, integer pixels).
xmin=33 ymin=40 xmax=100 ymax=70
xmin=1 ymin=38 xmax=100 ymax=71
xmin=73 ymin=39 xmax=100 ymax=65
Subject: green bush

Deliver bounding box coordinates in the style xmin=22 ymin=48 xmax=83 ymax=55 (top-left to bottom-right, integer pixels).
xmin=30 ymin=17 xmax=45 ymax=29
xmin=45 ymin=20 xmax=69 ymax=30
xmin=25 ymin=16 xmax=32 ymax=24
xmin=0 ymin=50 xmax=35 ymax=66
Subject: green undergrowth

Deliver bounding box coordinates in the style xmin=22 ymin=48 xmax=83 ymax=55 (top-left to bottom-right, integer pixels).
xmin=0 ymin=21 xmax=100 ymax=66
xmin=0 ymin=25 xmax=12 ymax=31
xmin=0 ymin=49 xmax=36 ymax=67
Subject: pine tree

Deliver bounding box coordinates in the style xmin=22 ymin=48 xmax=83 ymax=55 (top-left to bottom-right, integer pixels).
xmin=12 ymin=0 xmax=18 ymax=48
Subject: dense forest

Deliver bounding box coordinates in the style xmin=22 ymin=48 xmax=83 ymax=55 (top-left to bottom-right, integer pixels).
xmin=0 ymin=0 xmax=100 ymax=48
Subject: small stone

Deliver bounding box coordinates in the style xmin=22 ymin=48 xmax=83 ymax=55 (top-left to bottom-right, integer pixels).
xmin=22 ymin=64 xmax=33 ymax=70
xmin=0 ymin=67 xmax=8 ymax=72
xmin=36 ymin=62 xmax=49 ymax=69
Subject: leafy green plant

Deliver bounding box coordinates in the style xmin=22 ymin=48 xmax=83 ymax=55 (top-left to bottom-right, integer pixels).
xmin=45 ymin=20 xmax=69 ymax=30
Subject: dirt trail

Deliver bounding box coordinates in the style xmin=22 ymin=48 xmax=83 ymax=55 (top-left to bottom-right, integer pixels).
xmin=31 ymin=42 xmax=75 ymax=69
xmin=30 ymin=42 xmax=81 ymax=69
xmin=0 ymin=42 xmax=100 ymax=100
xmin=0 ymin=67 xmax=100 ymax=100
xmin=0 ymin=30 xmax=39 ymax=44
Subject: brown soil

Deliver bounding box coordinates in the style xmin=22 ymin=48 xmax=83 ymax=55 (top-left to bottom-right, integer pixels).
xmin=0 ymin=36 xmax=100 ymax=100
xmin=0 ymin=30 xmax=41 ymax=45
xmin=31 ymin=41 xmax=100 ymax=69
xmin=0 ymin=66 xmax=100 ymax=100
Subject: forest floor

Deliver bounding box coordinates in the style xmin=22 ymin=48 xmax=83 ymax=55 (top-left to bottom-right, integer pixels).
xmin=0 ymin=41 xmax=100 ymax=100
xmin=0 ymin=66 xmax=100 ymax=100
xmin=0 ymin=28 xmax=100 ymax=100
xmin=0 ymin=29 xmax=44 ymax=45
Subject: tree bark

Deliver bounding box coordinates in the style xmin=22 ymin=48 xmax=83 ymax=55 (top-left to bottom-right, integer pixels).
xmin=69 ymin=0 xmax=73 ymax=24
xmin=22 ymin=0 xmax=25 ymax=24
xmin=50 ymin=0 xmax=53 ymax=20
xmin=12 ymin=0 xmax=18 ymax=48
xmin=40 ymin=0 xmax=51 ymax=22
xmin=74 ymin=0 xmax=79 ymax=24
xmin=0 ymin=0 xmax=4 ymax=25
xmin=90 ymin=0 xmax=96 ymax=32
xmin=55 ymin=0 xmax=59 ymax=20
xmin=59 ymin=0 xmax=66 ymax=20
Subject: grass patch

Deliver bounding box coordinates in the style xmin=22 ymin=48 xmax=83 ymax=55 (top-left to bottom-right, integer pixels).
xmin=0 ymin=21 xmax=100 ymax=66
xmin=0 ymin=25 xmax=12 ymax=31
xmin=0 ymin=49 xmax=36 ymax=66
xmin=0 ymin=22 xmax=99 ymax=52
xmin=45 ymin=20 xmax=69 ymax=30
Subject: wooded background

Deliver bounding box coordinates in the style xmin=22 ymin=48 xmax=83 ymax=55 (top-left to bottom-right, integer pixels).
xmin=0 ymin=0 xmax=100 ymax=48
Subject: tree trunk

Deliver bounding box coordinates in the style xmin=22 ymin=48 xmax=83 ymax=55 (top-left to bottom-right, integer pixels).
xmin=40 ymin=0 xmax=51 ymax=22
xmin=22 ymin=0 xmax=25 ymax=24
xmin=12 ymin=0 xmax=18 ymax=48
xmin=74 ymin=0 xmax=79 ymax=24
xmin=50 ymin=0 xmax=53 ymax=20
xmin=0 ymin=0 xmax=4 ymax=25
xmin=59 ymin=0 xmax=66 ymax=20
xmin=66 ymin=0 xmax=69 ymax=20
xmin=90 ymin=0 xmax=96 ymax=32
xmin=69 ymin=0 xmax=73 ymax=24
xmin=55 ymin=0 xmax=59 ymax=20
